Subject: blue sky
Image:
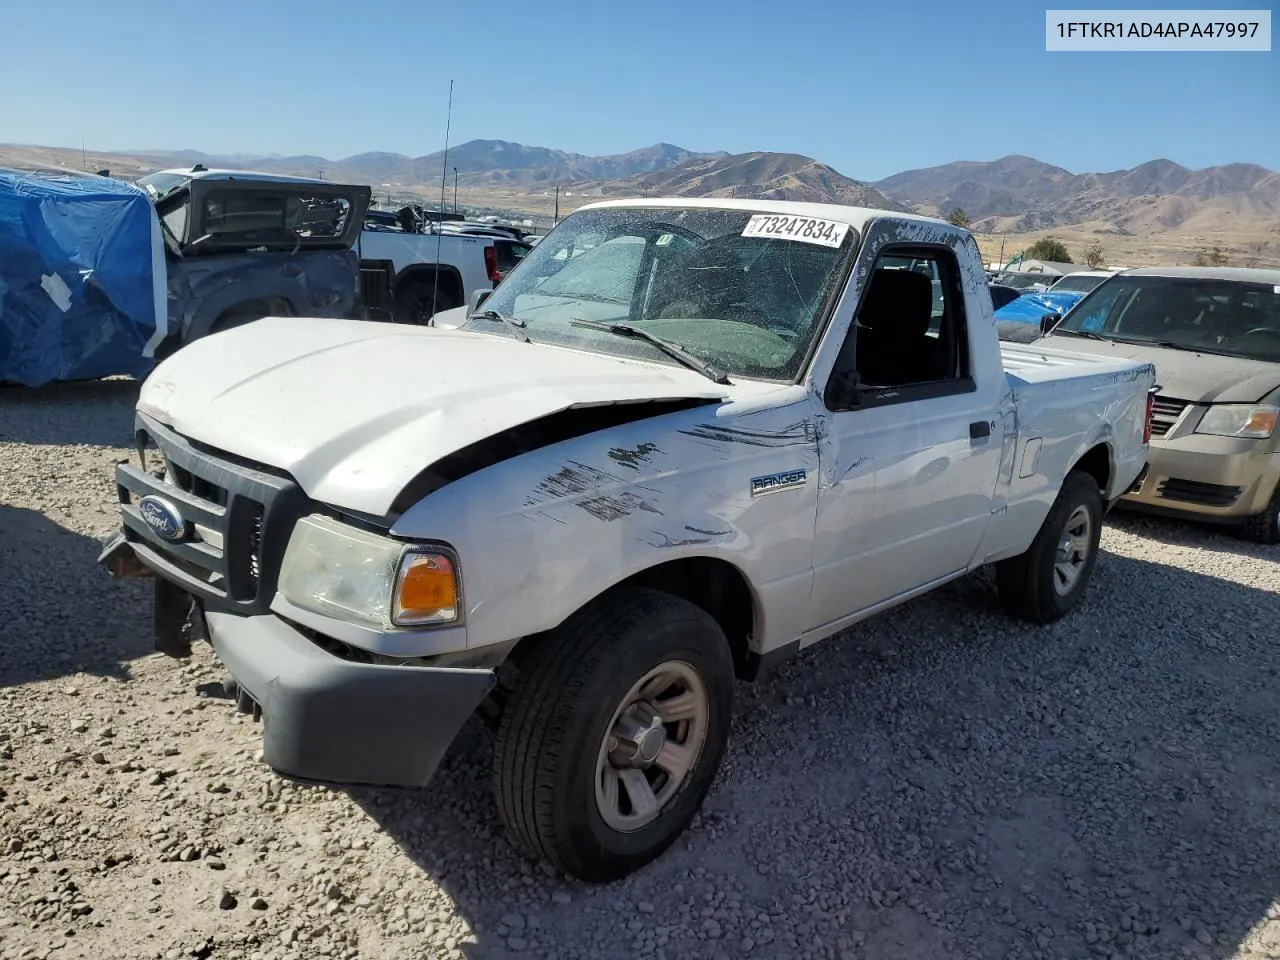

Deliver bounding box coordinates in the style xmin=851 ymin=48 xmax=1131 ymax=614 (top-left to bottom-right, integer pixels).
xmin=2 ymin=0 xmax=1275 ymax=180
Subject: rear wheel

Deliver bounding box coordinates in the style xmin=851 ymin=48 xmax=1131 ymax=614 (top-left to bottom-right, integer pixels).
xmin=996 ymin=470 xmax=1104 ymax=623
xmin=1241 ymin=485 xmax=1280 ymax=544
xmin=493 ymin=588 xmax=734 ymax=882
xmin=393 ymin=280 xmax=458 ymax=325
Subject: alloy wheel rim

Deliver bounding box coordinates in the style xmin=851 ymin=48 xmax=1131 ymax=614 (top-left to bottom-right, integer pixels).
xmin=1053 ymin=503 xmax=1093 ymax=596
xmin=594 ymin=660 xmax=708 ymax=832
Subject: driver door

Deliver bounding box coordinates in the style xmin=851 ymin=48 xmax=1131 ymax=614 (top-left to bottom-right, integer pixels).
xmin=806 ymin=243 xmax=1005 ymax=632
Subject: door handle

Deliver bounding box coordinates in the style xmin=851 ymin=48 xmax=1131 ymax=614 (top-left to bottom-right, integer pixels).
xmin=969 ymin=421 xmax=991 ymax=440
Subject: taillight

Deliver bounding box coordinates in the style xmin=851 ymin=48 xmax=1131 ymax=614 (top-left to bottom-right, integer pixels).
xmin=1143 ymin=389 xmax=1156 ymax=444
xmin=484 ymin=246 xmax=501 ymax=284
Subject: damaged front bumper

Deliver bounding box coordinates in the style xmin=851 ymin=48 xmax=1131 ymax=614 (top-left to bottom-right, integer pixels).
xmin=206 ymin=608 xmax=495 ymax=788
xmin=98 ymin=531 xmax=200 ymax=659
xmin=99 ymin=531 xmax=495 ymax=789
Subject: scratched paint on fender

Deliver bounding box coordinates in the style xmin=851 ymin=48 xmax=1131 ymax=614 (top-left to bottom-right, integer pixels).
xmin=527 ymin=461 xmax=664 ymax=522
xmin=608 ymin=442 xmax=663 ymax=471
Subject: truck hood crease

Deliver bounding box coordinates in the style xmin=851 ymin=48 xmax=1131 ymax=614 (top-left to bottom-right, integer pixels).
xmin=137 ymin=316 xmax=730 ymax=516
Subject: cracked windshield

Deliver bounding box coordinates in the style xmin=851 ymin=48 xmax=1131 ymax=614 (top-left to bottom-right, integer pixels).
xmin=464 ymin=206 xmax=853 ymax=380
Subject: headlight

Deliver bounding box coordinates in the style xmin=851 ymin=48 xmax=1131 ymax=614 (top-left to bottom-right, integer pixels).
xmin=277 ymin=514 xmax=460 ymax=628
xmin=1194 ymin=404 xmax=1279 ymax=440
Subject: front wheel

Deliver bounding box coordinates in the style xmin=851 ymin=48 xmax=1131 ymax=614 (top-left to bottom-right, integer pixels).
xmin=1241 ymin=484 xmax=1280 ymax=544
xmin=493 ymin=588 xmax=734 ymax=882
xmin=996 ymin=470 xmax=1104 ymax=623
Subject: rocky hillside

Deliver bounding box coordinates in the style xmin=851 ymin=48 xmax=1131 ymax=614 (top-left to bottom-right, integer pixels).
xmin=874 ymin=155 xmax=1280 ymax=233
xmin=569 ymin=151 xmax=903 ymax=208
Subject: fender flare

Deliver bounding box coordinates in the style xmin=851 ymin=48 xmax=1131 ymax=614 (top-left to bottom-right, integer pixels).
xmin=185 ymin=279 xmax=307 ymax=341
xmin=393 ymin=263 xmax=465 ymax=308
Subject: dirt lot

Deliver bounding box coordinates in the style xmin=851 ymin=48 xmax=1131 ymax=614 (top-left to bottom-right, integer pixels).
xmin=3 ymin=379 xmax=1280 ymax=960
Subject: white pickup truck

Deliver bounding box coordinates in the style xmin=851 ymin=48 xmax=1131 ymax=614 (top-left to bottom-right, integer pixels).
xmin=356 ymin=216 xmax=531 ymax=323
xmin=99 ymin=198 xmax=1156 ymax=883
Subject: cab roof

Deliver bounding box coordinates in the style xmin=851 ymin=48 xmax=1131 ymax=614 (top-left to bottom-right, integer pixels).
xmin=1118 ymin=265 xmax=1280 ymax=285
xmin=150 ymin=167 xmax=331 ymax=186
xmin=576 ymin=196 xmax=953 ymax=235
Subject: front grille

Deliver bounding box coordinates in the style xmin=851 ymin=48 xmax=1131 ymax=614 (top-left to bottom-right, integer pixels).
xmin=1149 ymin=396 xmax=1189 ymax=438
xmin=1157 ymin=478 xmax=1243 ymax=508
xmin=115 ymin=413 xmax=308 ymax=614
xmin=247 ymin=506 xmax=265 ymax=589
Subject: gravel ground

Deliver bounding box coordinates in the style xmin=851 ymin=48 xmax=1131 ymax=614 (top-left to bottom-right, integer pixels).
xmin=3 ymin=378 xmax=1280 ymax=960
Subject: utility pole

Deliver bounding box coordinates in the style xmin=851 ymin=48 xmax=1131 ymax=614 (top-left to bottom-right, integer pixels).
xmin=554 ymin=185 xmax=559 ymax=227
xmin=431 ymin=79 xmax=454 ymax=322
xmin=453 ymin=167 xmax=458 ymax=213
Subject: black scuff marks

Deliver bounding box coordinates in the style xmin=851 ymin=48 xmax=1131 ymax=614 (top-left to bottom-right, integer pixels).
xmin=643 ymin=525 xmax=732 ymax=549
xmin=684 ymin=525 xmax=731 ymax=537
xmin=607 ymin=442 xmax=663 ymax=470
xmin=678 ymin=420 xmax=813 ymax=448
xmin=527 ymin=460 xmax=664 ymax=522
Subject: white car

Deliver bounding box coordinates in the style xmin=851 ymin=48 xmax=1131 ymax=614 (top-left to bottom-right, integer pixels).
xmin=100 ymin=198 xmax=1155 ymax=883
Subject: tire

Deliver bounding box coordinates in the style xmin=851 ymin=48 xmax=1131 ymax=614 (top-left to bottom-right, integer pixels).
xmin=1241 ymin=484 xmax=1280 ymax=544
xmin=996 ymin=470 xmax=1104 ymax=623
xmin=493 ymin=587 xmax=735 ymax=883
xmin=393 ymin=280 xmax=457 ymax=325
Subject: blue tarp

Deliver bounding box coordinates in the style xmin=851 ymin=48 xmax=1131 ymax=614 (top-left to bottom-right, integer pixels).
xmin=0 ymin=169 xmax=163 ymax=387
xmin=994 ymin=289 xmax=1086 ymax=325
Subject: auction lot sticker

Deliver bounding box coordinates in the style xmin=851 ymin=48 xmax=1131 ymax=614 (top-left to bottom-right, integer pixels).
xmin=1046 ymin=9 xmax=1271 ymax=50
xmin=742 ymin=214 xmax=851 ymax=248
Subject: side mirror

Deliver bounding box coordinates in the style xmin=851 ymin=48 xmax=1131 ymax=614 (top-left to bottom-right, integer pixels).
xmin=1039 ymin=312 xmax=1062 ymax=335
xmin=469 ymin=289 xmax=492 ymax=314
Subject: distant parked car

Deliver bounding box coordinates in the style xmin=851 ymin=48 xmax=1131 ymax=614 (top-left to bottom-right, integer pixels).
xmin=1035 ymin=266 xmax=1280 ymax=543
xmin=1048 ymin=270 xmax=1119 ymax=294
xmin=996 ymin=289 xmax=1088 ymax=325
xmin=988 ymin=283 xmax=1022 ymax=311
xmin=996 ymin=271 xmax=1058 ymax=292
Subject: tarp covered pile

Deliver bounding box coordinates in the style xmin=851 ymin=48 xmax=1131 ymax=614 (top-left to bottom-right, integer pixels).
xmin=0 ymin=169 xmax=163 ymax=387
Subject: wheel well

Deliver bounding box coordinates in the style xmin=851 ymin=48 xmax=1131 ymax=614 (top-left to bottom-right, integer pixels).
xmin=618 ymin=557 xmax=756 ymax=681
xmin=1072 ymin=443 xmax=1111 ymax=493
xmin=216 ymin=297 xmax=292 ymax=324
xmin=395 ymin=266 xmax=464 ymax=309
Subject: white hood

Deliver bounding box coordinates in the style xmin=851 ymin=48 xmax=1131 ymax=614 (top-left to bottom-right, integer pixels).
xmin=138 ymin=317 xmax=731 ymax=516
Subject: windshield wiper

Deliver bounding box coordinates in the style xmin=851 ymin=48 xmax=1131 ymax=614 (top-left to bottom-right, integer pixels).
xmin=473 ymin=309 xmax=531 ymax=343
xmin=1112 ymin=337 xmax=1204 ymax=352
xmin=1052 ymin=328 xmax=1109 ymax=341
xmin=1056 ymin=329 xmax=1223 ymax=354
xmin=569 ymin=318 xmax=731 ymax=385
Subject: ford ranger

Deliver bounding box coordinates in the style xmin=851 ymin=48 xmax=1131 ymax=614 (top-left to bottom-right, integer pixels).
xmin=98 ymin=199 xmax=1156 ymax=882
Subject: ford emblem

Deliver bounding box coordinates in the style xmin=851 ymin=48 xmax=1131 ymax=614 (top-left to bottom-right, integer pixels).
xmin=137 ymin=495 xmax=187 ymax=542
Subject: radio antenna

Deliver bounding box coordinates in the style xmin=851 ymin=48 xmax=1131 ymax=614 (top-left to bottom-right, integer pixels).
xmin=430 ymin=79 xmax=454 ymax=325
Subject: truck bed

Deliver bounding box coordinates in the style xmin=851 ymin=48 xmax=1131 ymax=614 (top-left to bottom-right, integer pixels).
xmin=999 ymin=340 xmax=1154 ymax=389
xmin=981 ymin=339 xmax=1155 ymax=568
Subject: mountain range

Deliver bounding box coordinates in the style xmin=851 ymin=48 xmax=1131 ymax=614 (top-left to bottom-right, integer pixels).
xmin=2 ymin=139 xmax=1276 ymax=250
xmin=132 ymin=139 xmax=735 ymax=189
xmin=875 ymin=154 xmax=1280 ymax=236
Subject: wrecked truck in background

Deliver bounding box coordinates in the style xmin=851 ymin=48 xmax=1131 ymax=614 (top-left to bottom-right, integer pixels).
xmin=0 ymin=169 xmax=164 ymax=386
xmin=0 ymin=167 xmax=373 ymax=387
xmin=138 ymin=168 xmax=373 ymax=349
